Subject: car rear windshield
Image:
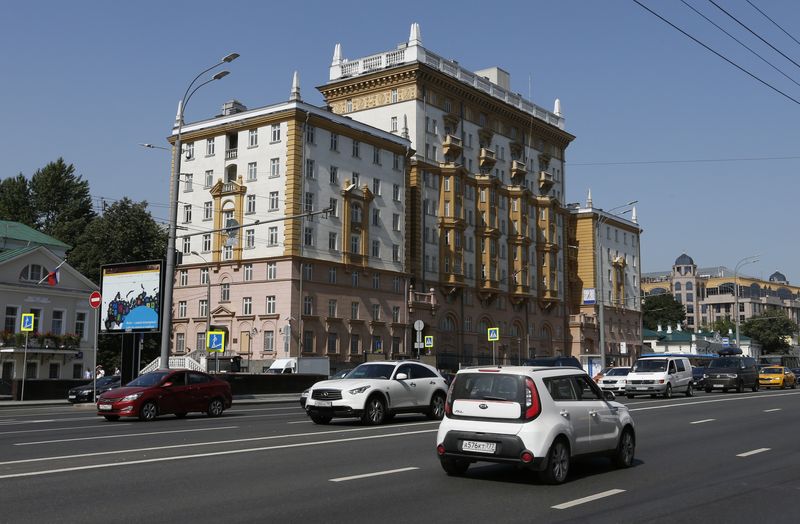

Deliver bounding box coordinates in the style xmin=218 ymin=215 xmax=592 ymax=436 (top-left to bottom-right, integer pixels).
xmin=632 ymin=359 xmax=666 ymax=372
xmin=606 ymin=368 xmax=630 ymax=376
xmin=348 ymin=363 xmax=395 ymax=380
xmin=126 ymin=371 xmax=170 ymax=387
xmin=709 ymin=358 xmax=744 ymax=368
xmin=450 ymin=373 xmax=524 ymax=403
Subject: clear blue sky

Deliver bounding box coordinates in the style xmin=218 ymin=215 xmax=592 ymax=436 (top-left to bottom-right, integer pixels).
xmin=1 ymin=0 xmax=798 ymax=280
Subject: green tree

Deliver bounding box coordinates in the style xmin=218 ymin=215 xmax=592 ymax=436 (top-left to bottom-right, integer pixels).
xmin=741 ymin=310 xmax=798 ymax=353
xmin=710 ymin=318 xmax=735 ymax=335
xmin=642 ymin=293 xmax=686 ymax=331
xmin=0 ymin=173 xmax=35 ymax=226
xmin=68 ymin=198 xmax=167 ymax=284
xmin=29 ymin=158 xmax=95 ymax=247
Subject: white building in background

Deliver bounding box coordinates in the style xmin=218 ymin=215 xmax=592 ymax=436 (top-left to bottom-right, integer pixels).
xmin=170 ymin=78 xmax=411 ymax=371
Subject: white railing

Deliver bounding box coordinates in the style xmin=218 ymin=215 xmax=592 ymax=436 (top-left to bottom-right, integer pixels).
xmin=140 ymin=356 xmax=205 ymax=374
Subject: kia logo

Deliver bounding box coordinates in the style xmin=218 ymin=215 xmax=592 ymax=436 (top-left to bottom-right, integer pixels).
xmin=479 ymin=403 xmax=488 ymax=410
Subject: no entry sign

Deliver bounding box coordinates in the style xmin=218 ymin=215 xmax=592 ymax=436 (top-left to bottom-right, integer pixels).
xmin=89 ymin=291 xmax=102 ymax=309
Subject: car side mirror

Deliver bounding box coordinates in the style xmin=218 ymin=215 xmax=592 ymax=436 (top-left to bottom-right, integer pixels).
xmin=395 ymin=373 xmax=408 ymax=381
xmin=603 ymin=390 xmax=616 ymax=401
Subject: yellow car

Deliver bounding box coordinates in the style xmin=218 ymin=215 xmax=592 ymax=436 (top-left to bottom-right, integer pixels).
xmin=758 ymin=366 xmax=797 ymax=389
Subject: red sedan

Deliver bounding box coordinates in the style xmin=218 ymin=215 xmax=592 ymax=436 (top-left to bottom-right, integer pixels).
xmin=96 ymin=369 xmax=232 ymax=421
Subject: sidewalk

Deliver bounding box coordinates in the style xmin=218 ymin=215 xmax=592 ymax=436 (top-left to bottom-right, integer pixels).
xmin=0 ymin=393 xmax=300 ymax=408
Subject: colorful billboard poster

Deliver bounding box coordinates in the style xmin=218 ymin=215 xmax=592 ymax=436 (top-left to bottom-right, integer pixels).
xmin=100 ymin=261 xmax=163 ymax=332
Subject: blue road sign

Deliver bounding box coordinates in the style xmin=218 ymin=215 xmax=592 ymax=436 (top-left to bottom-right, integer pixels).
xmin=487 ymin=327 xmax=499 ymax=342
xmin=424 ymin=335 xmax=434 ymax=348
xmin=207 ymin=330 xmax=225 ymax=352
xmin=21 ymin=313 xmax=34 ymax=332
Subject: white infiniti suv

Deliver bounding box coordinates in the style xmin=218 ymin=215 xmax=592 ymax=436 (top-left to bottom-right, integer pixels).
xmin=436 ymin=366 xmax=636 ymax=484
xmin=305 ymin=361 xmax=448 ymax=425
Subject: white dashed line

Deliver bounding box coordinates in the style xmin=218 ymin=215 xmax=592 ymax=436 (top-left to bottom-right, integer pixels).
xmin=690 ymin=419 xmax=715 ymax=424
xmin=763 ymin=408 xmax=781 ymax=412
xmin=552 ymin=489 xmax=626 ymax=510
xmin=737 ymin=448 xmax=770 ymax=457
xmin=330 ymin=467 xmax=419 ymax=482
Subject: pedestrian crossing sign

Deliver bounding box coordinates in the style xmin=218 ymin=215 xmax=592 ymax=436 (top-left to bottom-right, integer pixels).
xmin=207 ymin=330 xmax=225 ymax=352
xmin=487 ymin=327 xmax=499 ymax=342
xmin=424 ymin=336 xmax=434 ymax=348
xmin=21 ymin=313 xmax=34 ymax=332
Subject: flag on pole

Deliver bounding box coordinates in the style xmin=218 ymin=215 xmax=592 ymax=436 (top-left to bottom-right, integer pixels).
xmin=38 ymin=259 xmax=67 ymax=286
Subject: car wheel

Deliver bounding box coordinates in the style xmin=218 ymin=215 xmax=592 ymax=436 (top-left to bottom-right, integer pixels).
xmin=540 ymin=439 xmax=570 ymax=485
xmin=752 ymin=380 xmax=759 ymax=392
xmin=612 ymin=428 xmax=635 ymax=468
xmin=663 ymin=384 xmax=672 ymax=399
xmin=207 ymin=398 xmax=225 ymax=417
xmin=175 ymin=413 xmax=187 ymax=419
xmin=736 ymin=381 xmax=744 ymax=393
xmin=103 ymin=415 xmax=119 ymax=422
xmin=138 ymin=401 xmax=157 ymax=421
xmin=780 ymin=380 xmax=786 ymax=390
xmin=649 ymin=394 xmax=657 ymax=399
xmin=440 ymin=457 xmax=470 ymax=476
xmin=361 ymin=395 xmax=386 ymax=425
xmin=705 ymin=386 xmax=712 ymax=393
xmin=792 ymin=381 xmax=797 ymax=390
xmin=427 ymin=393 xmax=446 ymax=420
xmin=626 ymin=394 xmax=634 ymax=399
xmin=685 ymin=383 xmax=693 ymax=397
xmin=310 ymin=413 xmax=332 ymax=425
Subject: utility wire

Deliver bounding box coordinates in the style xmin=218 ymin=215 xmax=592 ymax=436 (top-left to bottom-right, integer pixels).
xmin=681 ymin=0 xmax=800 ymax=89
xmin=707 ymin=0 xmax=800 ymax=71
xmin=632 ymin=0 xmax=800 ymax=105
xmin=746 ymin=0 xmax=800 ymax=48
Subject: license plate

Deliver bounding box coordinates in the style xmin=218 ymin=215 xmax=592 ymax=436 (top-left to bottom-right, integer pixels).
xmin=714 ymin=384 xmax=724 ymax=388
xmin=637 ymin=387 xmax=648 ymax=391
xmin=68 ymin=395 xmax=76 ymax=399
xmin=316 ymin=401 xmax=332 ymax=408
xmin=98 ymin=404 xmax=112 ymax=411
xmin=462 ymin=440 xmax=496 ymax=454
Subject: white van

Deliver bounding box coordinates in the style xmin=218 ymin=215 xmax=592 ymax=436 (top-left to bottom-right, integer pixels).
xmin=624 ymin=356 xmax=694 ymax=398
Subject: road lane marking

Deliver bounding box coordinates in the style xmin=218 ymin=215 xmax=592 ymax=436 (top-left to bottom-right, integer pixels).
xmin=0 ymin=420 xmax=439 ymax=466
xmin=330 ymin=467 xmax=419 ymax=482
xmin=0 ymin=420 xmax=56 ymax=426
xmin=628 ymin=391 xmax=800 ymax=412
xmin=287 ymin=420 xmax=311 ymax=424
xmin=690 ymin=419 xmax=715 ymax=424
xmin=764 ymin=408 xmax=781 ymax=412
xmin=552 ymin=489 xmax=626 ymax=510
xmin=0 ymin=429 xmax=437 ymax=479
xmin=14 ymin=426 xmax=238 ymax=445
xmin=737 ymin=448 xmax=770 ymax=457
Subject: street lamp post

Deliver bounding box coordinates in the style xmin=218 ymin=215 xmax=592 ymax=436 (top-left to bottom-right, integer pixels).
xmin=191 ymin=251 xmax=214 ymax=373
xmin=734 ymin=254 xmax=759 ymax=351
xmin=159 ymin=53 xmax=238 ymax=370
xmin=595 ymin=201 xmax=637 ymax=369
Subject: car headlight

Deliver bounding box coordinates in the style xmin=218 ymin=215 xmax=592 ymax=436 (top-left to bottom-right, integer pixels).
xmin=348 ymin=385 xmax=371 ymax=395
xmin=301 ymin=389 xmax=309 ymax=398
xmin=703 ymin=374 xmax=709 ymax=379
xmin=122 ymin=393 xmax=142 ymax=402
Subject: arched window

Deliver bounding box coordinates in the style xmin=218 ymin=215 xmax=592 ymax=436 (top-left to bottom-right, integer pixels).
xmin=685 ymin=282 xmax=693 ymax=291
xmin=19 ymin=264 xmax=47 ymax=283
xmin=439 ymin=315 xmax=456 ymax=332
xmin=674 ymin=282 xmax=682 ymax=291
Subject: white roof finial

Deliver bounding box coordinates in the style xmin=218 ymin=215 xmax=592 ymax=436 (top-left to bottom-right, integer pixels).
xmin=174 ymin=100 xmax=183 ymax=129
xmin=631 ymin=206 xmax=638 ymax=224
xmin=554 ymin=98 xmax=562 ymax=116
xmin=667 ymin=324 xmax=673 ymax=334
xmin=332 ymin=43 xmax=342 ymax=66
xmin=409 ymin=22 xmax=422 ymax=46
xmin=290 ymin=71 xmax=301 ymax=102
xmin=586 ymin=188 xmax=593 ymax=208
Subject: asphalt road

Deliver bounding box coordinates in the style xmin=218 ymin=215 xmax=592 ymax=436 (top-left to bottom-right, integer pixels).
xmin=1 ymin=389 xmax=799 ymax=523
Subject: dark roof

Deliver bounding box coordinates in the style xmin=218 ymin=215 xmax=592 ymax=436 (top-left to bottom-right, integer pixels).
xmin=769 ymin=271 xmax=787 ymax=283
xmin=674 ymin=253 xmax=694 ymax=266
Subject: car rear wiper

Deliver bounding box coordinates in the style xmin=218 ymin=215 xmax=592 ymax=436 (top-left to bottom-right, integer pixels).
xmin=481 ymin=395 xmax=509 ymax=401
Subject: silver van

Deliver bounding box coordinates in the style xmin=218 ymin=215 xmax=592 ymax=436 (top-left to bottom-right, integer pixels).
xmin=625 ymin=356 xmax=694 ymax=398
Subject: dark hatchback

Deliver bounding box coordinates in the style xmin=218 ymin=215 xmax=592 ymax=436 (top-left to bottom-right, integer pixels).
xmin=96 ymin=369 xmax=232 ymax=421
xmin=703 ymin=357 xmax=759 ymax=393
xmin=522 ymin=356 xmax=583 ymax=369
xmin=68 ymin=376 xmax=121 ymax=403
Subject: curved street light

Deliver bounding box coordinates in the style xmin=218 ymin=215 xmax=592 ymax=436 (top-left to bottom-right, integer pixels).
xmin=734 ymin=254 xmax=760 ymax=352
xmin=159 ymin=53 xmax=238 ymax=370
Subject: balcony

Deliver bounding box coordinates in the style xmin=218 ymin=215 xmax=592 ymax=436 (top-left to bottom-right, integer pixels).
xmin=479 ymin=148 xmax=496 ymax=170
xmin=225 ymin=148 xmax=238 ymax=160
xmin=442 ymin=134 xmax=463 ymax=160
xmin=539 ymin=170 xmax=554 ymax=192
xmin=511 ymin=160 xmax=527 ymax=178
xmin=569 ymin=314 xmax=597 ymax=327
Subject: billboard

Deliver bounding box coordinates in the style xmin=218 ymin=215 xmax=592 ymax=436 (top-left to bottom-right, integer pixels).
xmin=100 ymin=260 xmax=163 ymax=333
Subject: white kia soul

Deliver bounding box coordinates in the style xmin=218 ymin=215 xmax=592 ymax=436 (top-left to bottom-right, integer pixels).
xmin=436 ymin=366 xmax=636 ymax=484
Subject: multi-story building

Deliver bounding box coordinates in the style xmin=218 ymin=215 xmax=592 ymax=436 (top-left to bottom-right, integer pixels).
xmin=0 ymin=221 xmax=98 ymax=384
xmin=642 ymin=254 xmax=800 ymax=343
xmin=317 ymin=24 xmax=575 ymax=367
xmin=170 ymin=84 xmax=411 ymax=371
xmin=567 ymin=196 xmax=643 ymax=367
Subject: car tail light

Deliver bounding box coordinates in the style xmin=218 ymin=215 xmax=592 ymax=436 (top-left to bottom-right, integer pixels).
xmin=520 ymin=450 xmax=534 ymax=463
xmin=523 ymin=377 xmax=541 ymax=420
xmin=437 ymin=444 xmax=446 ymax=456
xmin=444 ymin=377 xmax=456 ymax=417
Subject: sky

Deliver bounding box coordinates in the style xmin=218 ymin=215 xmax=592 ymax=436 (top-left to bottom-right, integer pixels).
xmin=1 ymin=0 xmax=798 ymax=280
